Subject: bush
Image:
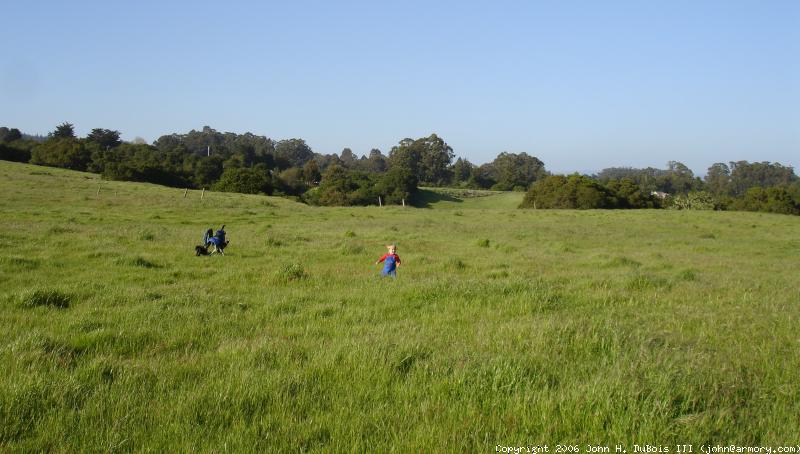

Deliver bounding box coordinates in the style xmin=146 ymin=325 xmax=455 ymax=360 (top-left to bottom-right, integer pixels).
xmin=213 ymin=167 xmax=273 ymax=195
xmin=521 ymin=175 xmax=617 ymax=209
xmin=0 ymin=142 xmax=32 ymax=163
xmin=730 ymin=186 xmax=800 ymax=215
xmin=669 ymin=191 xmax=721 ymax=211
xmin=30 ymin=138 xmax=92 ymax=171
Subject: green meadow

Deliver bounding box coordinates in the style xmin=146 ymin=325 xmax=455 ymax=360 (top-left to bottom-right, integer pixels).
xmin=1 ymin=160 xmax=799 ymax=452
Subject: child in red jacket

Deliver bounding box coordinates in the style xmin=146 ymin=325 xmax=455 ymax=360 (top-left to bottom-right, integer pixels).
xmin=375 ymin=244 xmax=401 ymax=277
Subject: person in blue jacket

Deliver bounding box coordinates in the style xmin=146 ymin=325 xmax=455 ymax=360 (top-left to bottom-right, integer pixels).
xmin=208 ymin=225 xmax=228 ymax=255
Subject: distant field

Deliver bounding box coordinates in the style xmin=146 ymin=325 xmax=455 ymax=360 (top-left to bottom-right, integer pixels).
xmin=1 ymin=160 xmax=799 ymax=452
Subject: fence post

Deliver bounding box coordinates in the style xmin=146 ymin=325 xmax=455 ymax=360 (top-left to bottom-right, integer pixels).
xmin=96 ymin=182 xmax=101 ymax=197
xmin=183 ymin=188 xmax=189 ymax=198
xmin=402 ymin=198 xmax=405 ymax=207
xmin=201 ymin=188 xmax=205 ymax=200
xmin=378 ymin=196 xmax=382 ymax=207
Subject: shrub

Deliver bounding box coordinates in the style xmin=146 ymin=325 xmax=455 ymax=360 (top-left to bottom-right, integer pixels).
xmin=0 ymin=142 xmax=32 ymax=163
xmin=730 ymin=186 xmax=800 ymax=215
xmin=213 ymin=167 xmax=273 ymax=195
xmin=521 ymin=175 xmax=617 ymax=209
xmin=30 ymin=138 xmax=92 ymax=171
xmin=670 ymin=191 xmax=721 ymax=211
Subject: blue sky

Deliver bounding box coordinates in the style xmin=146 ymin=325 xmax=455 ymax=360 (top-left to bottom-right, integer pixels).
xmin=2 ymin=0 xmax=798 ymax=174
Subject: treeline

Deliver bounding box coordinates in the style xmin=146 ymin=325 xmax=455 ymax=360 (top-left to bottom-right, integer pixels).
xmin=521 ymin=161 xmax=800 ymax=215
xmin=0 ymin=123 xmax=548 ymax=205
xmin=2 ymin=123 xmax=798 ymax=214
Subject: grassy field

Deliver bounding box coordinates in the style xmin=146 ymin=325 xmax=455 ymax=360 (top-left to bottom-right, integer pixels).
xmin=1 ymin=160 xmax=799 ymax=452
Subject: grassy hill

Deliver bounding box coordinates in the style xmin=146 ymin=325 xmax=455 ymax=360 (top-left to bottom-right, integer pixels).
xmin=1 ymin=160 xmax=799 ymax=451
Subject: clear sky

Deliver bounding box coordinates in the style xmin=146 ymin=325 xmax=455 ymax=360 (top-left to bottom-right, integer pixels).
xmin=2 ymin=0 xmax=798 ymax=174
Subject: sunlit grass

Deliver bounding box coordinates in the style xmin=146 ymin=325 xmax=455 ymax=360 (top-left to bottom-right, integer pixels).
xmin=1 ymin=161 xmax=799 ymax=451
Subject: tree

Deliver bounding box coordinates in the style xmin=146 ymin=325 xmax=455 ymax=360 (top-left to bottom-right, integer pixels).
xmin=731 ymin=186 xmax=800 ymax=215
xmin=314 ymin=165 xmax=379 ymax=206
xmin=520 ymin=174 xmax=617 ymax=209
xmin=30 ymin=138 xmax=91 ymax=170
xmin=0 ymin=127 xmax=32 ymax=162
xmin=314 ymin=153 xmax=343 ymax=171
xmin=451 ymin=157 xmax=473 ymax=185
xmin=728 ymin=161 xmax=797 ymax=196
xmin=388 ymin=138 xmax=421 ymax=184
xmin=86 ymin=128 xmax=122 ymax=149
xmin=277 ymin=167 xmax=307 ymax=195
xmin=275 ymin=139 xmax=314 ymax=168
xmin=339 ymin=148 xmax=358 ymax=168
xmin=605 ymin=178 xmax=660 ymax=208
xmin=50 ymin=122 xmax=75 ymax=139
xmin=92 ymin=143 xmax=190 ymax=187
xmin=0 ymin=127 xmax=22 ymax=142
xmin=418 ymin=134 xmax=454 ymax=185
xmin=489 ymin=152 xmax=547 ymax=191
xmin=468 ymin=163 xmax=496 ymax=189
xmin=705 ymin=163 xmax=731 ymax=196
xmin=596 ymin=167 xmax=665 ymax=193
xmin=193 ymin=156 xmax=225 ymax=187
xmin=0 ymin=142 xmax=32 ymax=162
xmin=388 ymin=134 xmax=454 ymax=186
xmin=213 ymin=167 xmax=273 ymax=195
xmin=377 ymin=165 xmax=417 ymax=204
xmin=302 ymin=159 xmax=321 ymax=184
xmin=365 ymin=148 xmax=387 ymax=173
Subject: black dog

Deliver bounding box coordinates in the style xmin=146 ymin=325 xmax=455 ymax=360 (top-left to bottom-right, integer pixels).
xmin=195 ymin=245 xmax=209 ymax=256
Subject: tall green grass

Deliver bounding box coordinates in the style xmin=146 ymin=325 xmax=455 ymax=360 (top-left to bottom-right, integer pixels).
xmin=1 ymin=161 xmax=799 ymax=451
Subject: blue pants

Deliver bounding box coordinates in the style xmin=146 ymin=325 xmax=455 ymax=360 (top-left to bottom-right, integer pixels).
xmin=381 ymin=268 xmax=396 ymax=278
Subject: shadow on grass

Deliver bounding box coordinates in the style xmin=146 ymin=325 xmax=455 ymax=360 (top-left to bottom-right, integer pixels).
xmin=411 ymin=189 xmax=463 ymax=208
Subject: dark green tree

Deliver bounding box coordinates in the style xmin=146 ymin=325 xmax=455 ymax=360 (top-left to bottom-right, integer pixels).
xmin=275 ymin=139 xmax=314 ymax=168
xmin=365 ymin=148 xmax=387 ymax=173
xmin=30 ymin=138 xmax=91 ymax=170
xmin=731 ymin=186 xmax=800 ymax=215
xmin=705 ymin=163 xmax=731 ymax=196
xmin=467 ymin=163 xmax=496 ymax=189
xmin=451 ymin=157 xmax=473 ymax=185
xmin=418 ymin=134 xmax=454 ymax=185
xmin=213 ymin=167 xmax=273 ymax=195
xmin=302 ymin=159 xmax=321 ymax=184
xmin=277 ymin=167 xmax=307 ymax=195
xmin=193 ymin=156 xmax=225 ymax=187
xmin=388 ymin=134 xmax=454 ymax=186
xmin=521 ymin=174 xmax=617 ymax=209
xmin=86 ymin=128 xmax=122 ymax=149
xmin=605 ymin=178 xmax=660 ymax=208
xmin=0 ymin=127 xmax=22 ymax=142
xmin=489 ymin=152 xmax=547 ymax=191
xmin=377 ymin=165 xmax=417 ymax=204
xmin=50 ymin=122 xmax=75 ymax=139
xmin=728 ymin=161 xmax=797 ymax=196
xmin=339 ymin=148 xmax=358 ymax=168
